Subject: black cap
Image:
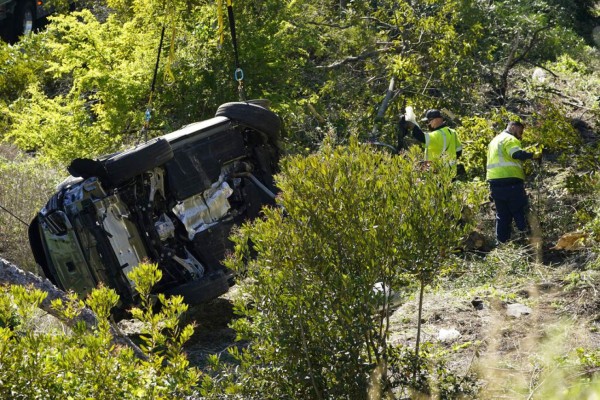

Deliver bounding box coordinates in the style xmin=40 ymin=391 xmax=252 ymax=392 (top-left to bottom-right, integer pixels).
xmin=422 ymin=109 xmax=442 ymax=122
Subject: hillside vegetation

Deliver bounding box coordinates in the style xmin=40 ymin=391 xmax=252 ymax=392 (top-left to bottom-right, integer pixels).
xmin=0 ymin=0 xmax=600 ymax=398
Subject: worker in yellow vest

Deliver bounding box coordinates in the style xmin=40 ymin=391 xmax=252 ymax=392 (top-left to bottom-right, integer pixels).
xmin=404 ymin=109 xmax=462 ymax=175
xmin=486 ymin=121 xmax=540 ymax=243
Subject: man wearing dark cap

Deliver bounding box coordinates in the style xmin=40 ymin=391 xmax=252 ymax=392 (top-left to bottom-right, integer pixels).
xmin=404 ymin=108 xmax=462 ymax=175
xmin=486 ymin=121 xmax=540 ymax=244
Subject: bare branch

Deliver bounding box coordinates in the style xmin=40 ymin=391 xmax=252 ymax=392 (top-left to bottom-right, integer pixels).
xmin=498 ymin=24 xmax=553 ymax=101
xmin=529 ymin=63 xmax=559 ymax=78
xmin=305 ymin=20 xmax=352 ymax=29
xmin=361 ymin=16 xmax=398 ymax=31
xmin=317 ymin=47 xmax=392 ymax=69
xmin=509 ymin=24 xmax=553 ymax=69
xmin=371 ymin=76 xmax=397 ymax=137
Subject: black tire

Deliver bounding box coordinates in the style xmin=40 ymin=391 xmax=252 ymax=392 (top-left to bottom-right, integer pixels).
xmin=215 ymin=101 xmax=282 ymax=143
xmin=101 ymin=138 xmax=174 ymax=186
xmin=28 ymin=218 xmax=59 ymax=286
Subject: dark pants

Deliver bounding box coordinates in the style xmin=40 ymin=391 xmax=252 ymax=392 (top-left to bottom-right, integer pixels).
xmin=490 ymin=182 xmax=529 ymax=243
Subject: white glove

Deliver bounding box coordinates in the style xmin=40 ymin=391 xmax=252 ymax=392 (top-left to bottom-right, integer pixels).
xmin=405 ymin=106 xmax=420 ymax=129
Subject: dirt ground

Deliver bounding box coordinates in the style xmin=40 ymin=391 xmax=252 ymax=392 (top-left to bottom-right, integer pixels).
xmin=387 ymin=264 xmax=600 ymax=398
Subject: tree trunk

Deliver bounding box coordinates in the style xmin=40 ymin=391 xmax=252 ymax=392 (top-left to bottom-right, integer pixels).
xmin=412 ymin=276 xmax=425 ymax=383
xmin=0 ymin=257 xmax=147 ymax=360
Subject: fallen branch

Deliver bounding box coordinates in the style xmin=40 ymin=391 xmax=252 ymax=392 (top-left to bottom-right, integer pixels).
xmin=530 ymin=63 xmax=558 ymax=78
xmin=371 ymin=76 xmax=396 ymax=137
xmin=317 ymin=47 xmax=392 ymax=69
xmin=0 ymin=257 xmax=147 ymax=360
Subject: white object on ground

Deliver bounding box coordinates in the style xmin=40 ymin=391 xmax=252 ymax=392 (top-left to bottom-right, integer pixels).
xmin=506 ymin=303 xmax=532 ymax=318
xmin=438 ymin=328 xmax=461 ymax=342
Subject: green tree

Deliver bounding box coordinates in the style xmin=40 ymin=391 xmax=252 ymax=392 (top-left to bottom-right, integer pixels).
xmin=2 ymin=0 xmax=593 ymax=162
xmin=282 ymin=0 xmax=487 ymax=145
xmin=217 ymin=138 xmax=484 ymax=399
xmin=472 ymin=0 xmax=591 ymax=103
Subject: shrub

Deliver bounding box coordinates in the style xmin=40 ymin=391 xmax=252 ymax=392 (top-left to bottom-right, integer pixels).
xmin=0 ymin=262 xmax=201 ymax=399
xmin=456 ymin=115 xmax=496 ymax=180
xmin=212 ymin=138 xmax=484 ymax=399
xmin=525 ymin=100 xmax=581 ymax=164
xmin=0 ymin=149 xmax=62 ymax=271
xmin=386 ymin=343 xmax=481 ymax=399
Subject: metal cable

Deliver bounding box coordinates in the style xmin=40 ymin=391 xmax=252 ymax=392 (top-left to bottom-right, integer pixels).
xmin=0 ymin=203 xmax=29 ymax=226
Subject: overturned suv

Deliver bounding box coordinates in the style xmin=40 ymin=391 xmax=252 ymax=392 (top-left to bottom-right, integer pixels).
xmin=28 ymin=101 xmax=280 ymax=311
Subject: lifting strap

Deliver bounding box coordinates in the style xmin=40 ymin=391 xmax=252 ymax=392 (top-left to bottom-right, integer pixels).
xmin=219 ymin=0 xmax=246 ymax=101
xmin=141 ymin=24 xmax=167 ymax=142
xmin=141 ymin=7 xmax=177 ymax=142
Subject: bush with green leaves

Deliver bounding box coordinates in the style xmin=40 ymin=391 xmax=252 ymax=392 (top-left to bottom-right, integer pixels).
xmin=385 ymin=342 xmax=481 ymax=399
xmin=456 ymin=115 xmax=497 ymax=181
xmin=0 ymin=148 xmax=62 ymax=271
xmin=2 ymin=9 xmax=165 ymax=163
xmin=204 ymin=138 xmax=484 ymax=399
xmin=1 ymin=0 xmax=596 ymax=162
xmin=0 ymin=39 xmax=51 ymax=107
xmin=0 ymin=262 xmax=200 ymax=399
xmin=525 ymin=99 xmax=582 ymax=163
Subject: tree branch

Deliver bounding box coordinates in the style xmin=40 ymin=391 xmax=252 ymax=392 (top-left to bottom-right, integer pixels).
xmin=371 ymin=76 xmax=396 ymax=137
xmin=508 ymin=24 xmax=553 ymax=70
xmin=317 ymin=47 xmax=392 ymax=69
xmin=305 ymin=20 xmax=352 ymax=29
xmin=498 ymin=24 xmax=552 ymax=101
xmin=0 ymin=257 xmax=147 ymax=360
xmin=529 ymin=63 xmax=559 ymax=78
xmin=361 ymin=16 xmax=398 ymax=31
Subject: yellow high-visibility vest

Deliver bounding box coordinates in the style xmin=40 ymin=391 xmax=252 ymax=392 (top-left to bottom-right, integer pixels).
xmin=424 ymin=126 xmax=462 ymax=172
xmin=486 ymin=131 xmax=525 ymax=180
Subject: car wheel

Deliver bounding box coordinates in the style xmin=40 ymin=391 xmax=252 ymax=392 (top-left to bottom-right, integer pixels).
xmin=102 ymin=138 xmax=174 ymax=186
xmin=215 ymin=101 xmax=282 ymax=144
xmin=28 ymin=218 xmax=59 ymax=286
